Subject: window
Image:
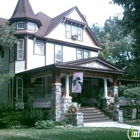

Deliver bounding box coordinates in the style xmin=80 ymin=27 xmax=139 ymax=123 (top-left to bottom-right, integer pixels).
xmin=66 ymin=24 xmax=83 ymax=41
xmin=77 ymin=49 xmax=90 ymax=60
xmin=77 ymin=49 xmax=83 ymax=60
xmin=0 ymin=51 xmax=4 ymax=58
xmin=10 ymin=47 xmax=14 ymax=62
xmin=55 ymin=44 xmax=62 ymax=63
xmin=17 ymin=22 xmax=25 ymax=29
xmin=17 ymin=39 xmax=24 ymax=60
xmin=84 ymin=50 xmax=90 ymax=58
xmin=16 ymin=77 xmax=23 ymax=101
xmin=34 ymin=42 xmax=44 ymax=55
xmin=27 ymin=22 xmax=35 ymax=30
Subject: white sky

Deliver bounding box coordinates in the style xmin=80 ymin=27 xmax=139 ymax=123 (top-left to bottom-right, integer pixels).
xmin=0 ymin=0 xmax=123 ymax=26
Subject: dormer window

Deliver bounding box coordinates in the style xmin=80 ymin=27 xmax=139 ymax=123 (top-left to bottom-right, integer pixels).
xmin=17 ymin=22 xmax=25 ymax=29
xmin=66 ymin=24 xmax=83 ymax=41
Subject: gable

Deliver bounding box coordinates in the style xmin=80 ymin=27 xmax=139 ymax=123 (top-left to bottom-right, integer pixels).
xmin=78 ymin=60 xmax=114 ymax=70
xmin=61 ymin=57 xmax=122 ymax=72
xmin=67 ymin=9 xmax=84 ymax=22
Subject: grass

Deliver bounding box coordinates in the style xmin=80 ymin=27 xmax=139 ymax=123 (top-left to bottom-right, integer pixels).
xmin=0 ymin=127 xmax=130 ymax=140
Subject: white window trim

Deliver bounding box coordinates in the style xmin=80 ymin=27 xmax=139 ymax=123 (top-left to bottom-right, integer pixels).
xmin=34 ymin=42 xmax=44 ymax=55
xmin=27 ymin=22 xmax=35 ymax=31
xmin=17 ymin=22 xmax=25 ymax=29
xmin=55 ymin=44 xmax=62 ymax=63
xmin=77 ymin=49 xmax=83 ymax=60
xmin=84 ymin=50 xmax=90 ymax=58
xmin=17 ymin=39 xmax=24 ymax=60
xmin=66 ymin=24 xmax=83 ymax=41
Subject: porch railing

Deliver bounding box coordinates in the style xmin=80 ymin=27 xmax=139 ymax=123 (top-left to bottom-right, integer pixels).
xmin=32 ymin=98 xmax=52 ymax=108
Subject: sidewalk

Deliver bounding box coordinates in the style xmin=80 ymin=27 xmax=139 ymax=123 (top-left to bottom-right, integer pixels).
xmin=84 ymin=122 xmax=140 ymax=130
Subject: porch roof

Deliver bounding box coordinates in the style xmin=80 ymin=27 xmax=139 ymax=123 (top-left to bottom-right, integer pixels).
xmin=17 ymin=57 xmax=124 ymax=76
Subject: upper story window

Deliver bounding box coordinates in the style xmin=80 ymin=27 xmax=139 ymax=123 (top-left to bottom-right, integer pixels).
xmin=84 ymin=50 xmax=90 ymax=58
xmin=17 ymin=22 xmax=25 ymax=29
xmin=34 ymin=42 xmax=44 ymax=55
xmin=77 ymin=49 xmax=83 ymax=60
xmin=27 ymin=22 xmax=35 ymax=31
xmin=77 ymin=49 xmax=90 ymax=60
xmin=55 ymin=44 xmax=62 ymax=63
xmin=17 ymin=39 xmax=24 ymax=60
xmin=66 ymin=24 xmax=83 ymax=41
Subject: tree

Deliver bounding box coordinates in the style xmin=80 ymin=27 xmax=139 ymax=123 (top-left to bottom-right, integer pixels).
xmin=91 ymin=16 xmax=134 ymax=76
xmin=0 ymin=22 xmax=17 ymax=85
xmin=112 ymin=0 xmax=140 ymax=79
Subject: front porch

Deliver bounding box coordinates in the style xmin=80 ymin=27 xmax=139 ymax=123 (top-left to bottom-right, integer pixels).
xmin=14 ymin=57 xmax=125 ymax=123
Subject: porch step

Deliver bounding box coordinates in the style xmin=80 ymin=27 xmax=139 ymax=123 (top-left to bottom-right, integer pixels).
xmin=81 ymin=107 xmax=113 ymax=123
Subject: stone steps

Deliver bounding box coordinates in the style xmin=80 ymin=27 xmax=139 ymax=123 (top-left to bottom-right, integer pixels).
xmin=81 ymin=107 xmax=113 ymax=123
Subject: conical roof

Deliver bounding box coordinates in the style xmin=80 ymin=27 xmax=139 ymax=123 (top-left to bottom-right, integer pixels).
xmin=9 ymin=0 xmax=41 ymax=27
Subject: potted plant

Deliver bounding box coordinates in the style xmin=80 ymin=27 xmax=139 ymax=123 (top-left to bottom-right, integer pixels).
xmin=114 ymin=94 xmax=119 ymax=108
xmin=68 ymin=102 xmax=81 ymax=114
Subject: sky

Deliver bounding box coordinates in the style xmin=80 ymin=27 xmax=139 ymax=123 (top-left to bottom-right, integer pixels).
xmin=0 ymin=0 xmax=123 ymax=26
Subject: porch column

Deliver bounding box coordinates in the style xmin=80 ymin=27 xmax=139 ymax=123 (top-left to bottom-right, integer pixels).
xmin=112 ymin=76 xmax=118 ymax=97
xmin=104 ymin=78 xmax=108 ymax=98
xmin=65 ymin=74 xmax=70 ymax=97
xmin=51 ymin=69 xmax=62 ymax=121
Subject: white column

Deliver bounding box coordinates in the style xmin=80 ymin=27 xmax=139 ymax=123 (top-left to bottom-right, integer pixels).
xmin=104 ymin=78 xmax=108 ymax=98
xmin=65 ymin=74 xmax=70 ymax=97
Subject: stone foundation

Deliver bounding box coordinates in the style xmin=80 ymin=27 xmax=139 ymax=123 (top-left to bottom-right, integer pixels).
xmin=67 ymin=113 xmax=84 ymax=126
xmin=51 ymin=83 xmax=62 ymax=121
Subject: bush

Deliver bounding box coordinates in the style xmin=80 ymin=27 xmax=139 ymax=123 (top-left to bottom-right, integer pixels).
xmin=21 ymin=108 xmax=44 ymax=127
xmin=35 ymin=120 xmax=55 ymax=129
xmin=35 ymin=120 xmax=66 ymax=129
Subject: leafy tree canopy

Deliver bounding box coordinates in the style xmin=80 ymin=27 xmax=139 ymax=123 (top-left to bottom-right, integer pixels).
xmin=0 ymin=22 xmax=17 ymax=85
xmin=91 ymin=16 xmax=134 ymax=77
xmin=112 ymin=0 xmax=140 ymax=79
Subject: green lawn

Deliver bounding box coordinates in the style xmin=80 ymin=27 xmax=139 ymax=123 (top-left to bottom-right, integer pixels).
xmin=0 ymin=127 xmax=129 ymax=140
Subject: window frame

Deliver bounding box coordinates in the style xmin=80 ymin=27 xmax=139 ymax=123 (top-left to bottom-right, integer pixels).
xmin=27 ymin=22 xmax=36 ymax=31
xmin=34 ymin=41 xmax=45 ymax=55
xmin=16 ymin=76 xmax=23 ymax=101
xmin=77 ymin=49 xmax=83 ymax=60
xmin=17 ymin=39 xmax=24 ymax=60
xmin=65 ymin=24 xmax=83 ymax=41
xmin=84 ymin=50 xmax=90 ymax=59
xmin=54 ymin=44 xmax=62 ymax=63
xmin=17 ymin=22 xmax=25 ymax=29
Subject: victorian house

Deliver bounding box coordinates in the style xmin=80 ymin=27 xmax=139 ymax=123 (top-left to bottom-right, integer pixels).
xmin=0 ymin=0 xmax=134 ymax=121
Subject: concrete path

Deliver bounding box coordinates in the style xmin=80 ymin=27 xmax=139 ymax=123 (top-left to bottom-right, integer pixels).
xmin=84 ymin=122 xmax=140 ymax=130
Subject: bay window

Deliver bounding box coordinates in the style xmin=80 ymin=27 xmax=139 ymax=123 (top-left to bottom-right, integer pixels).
xmin=17 ymin=22 xmax=25 ymax=29
xmin=17 ymin=39 xmax=24 ymax=60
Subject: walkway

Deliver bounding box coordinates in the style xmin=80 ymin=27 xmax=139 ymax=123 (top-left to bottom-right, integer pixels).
xmin=84 ymin=122 xmax=140 ymax=130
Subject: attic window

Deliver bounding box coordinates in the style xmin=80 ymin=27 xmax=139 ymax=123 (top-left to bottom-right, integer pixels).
xmin=17 ymin=22 xmax=25 ymax=29
xmin=66 ymin=24 xmax=83 ymax=41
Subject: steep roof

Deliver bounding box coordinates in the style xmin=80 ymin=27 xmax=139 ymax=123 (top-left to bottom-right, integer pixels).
xmin=9 ymin=0 xmax=41 ymax=27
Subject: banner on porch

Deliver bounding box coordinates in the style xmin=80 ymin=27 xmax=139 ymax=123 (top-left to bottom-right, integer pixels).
xmin=72 ymin=72 xmax=83 ymax=93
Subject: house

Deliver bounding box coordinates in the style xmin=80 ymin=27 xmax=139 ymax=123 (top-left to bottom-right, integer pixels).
xmin=0 ymin=0 xmax=139 ymax=121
